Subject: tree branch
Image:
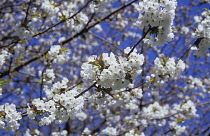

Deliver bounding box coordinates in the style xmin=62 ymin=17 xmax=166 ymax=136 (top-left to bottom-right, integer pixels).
xmin=0 ymin=50 xmax=48 ymax=78
xmin=127 ymin=26 xmax=152 ymax=56
xmin=61 ymin=0 xmax=138 ymax=45
xmin=74 ymin=82 xmax=96 ymax=98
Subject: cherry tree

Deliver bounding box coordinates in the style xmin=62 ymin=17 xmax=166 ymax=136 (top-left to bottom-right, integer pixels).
xmin=0 ymin=0 xmax=209 ymax=135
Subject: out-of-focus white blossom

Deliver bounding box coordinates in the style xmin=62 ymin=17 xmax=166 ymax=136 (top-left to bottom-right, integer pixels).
xmin=90 ymin=0 xmax=113 ymax=12
xmin=0 ymin=50 xmax=10 ymax=66
xmin=76 ymin=112 xmax=87 ymax=121
xmin=125 ymin=130 xmax=145 ymax=136
xmin=185 ymin=76 xmax=206 ymax=92
xmin=41 ymin=0 xmax=59 ymax=15
xmin=181 ymin=26 xmax=189 ymax=34
xmin=173 ymin=100 xmax=198 ymax=117
xmin=39 ymin=69 xmax=56 ymax=84
xmin=169 ymin=121 xmax=186 ymax=135
xmin=52 ymin=130 xmax=68 ymax=136
xmin=15 ymin=18 xmax=39 ymax=40
xmin=101 ymin=127 xmax=117 ymax=136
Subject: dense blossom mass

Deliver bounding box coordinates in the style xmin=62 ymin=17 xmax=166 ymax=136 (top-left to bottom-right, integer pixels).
xmin=135 ymin=0 xmax=177 ymax=46
xmin=0 ymin=103 xmax=22 ymax=132
xmin=0 ymin=0 xmax=209 ymax=135
xmin=81 ymin=47 xmax=144 ymax=91
xmin=146 ymin=56 xmax=185 ymax=85
xmin=27 ymin=78 xmax=84 ymax=126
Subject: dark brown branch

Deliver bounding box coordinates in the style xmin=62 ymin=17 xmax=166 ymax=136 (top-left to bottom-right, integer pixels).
xmin=33 ymin=0 xmax=93 ymax=37
xmin=39 ymin=64 xmax=50 ymax=100
xmin=24 ymin=0 xmax=32 ymax=24
xmin=0 ymin=50 xmax=48 ymax=78
xmin=90 ymin=119 xmax=106 ymax=135
xmin=127 ymin=26 xmax=152 ymax=56
xmin=74 ymin=82 xmax=96 ymax=98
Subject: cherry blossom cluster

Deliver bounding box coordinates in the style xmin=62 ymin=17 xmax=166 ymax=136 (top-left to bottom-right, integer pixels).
xmin=101 ymin=126 xmax=117 ymax=136
xmin=37 ymin=0 xmax=88 ymax=31
xmin=44 ymin=77 xmax=68 ymax=98
xmin=56 ymin=1 xmax=88 ymax=31
xmin=192 ymin=11 xmax=210 ymax=55
xmin=27 ymin=78 xmax=84 ymax=126
xmin=185 ymin=76 xmax=206 ymax=92
xmin=48 ymin=45 xmax=70 ymax=64
xmin=136 ymin=0 xmax=177 ymax=46
xmin=52 ymin=130 xmax=68 ymax=136
xmin=147 ymin=56 xmax=185 ymax=85
xmin=173 ymin=100 xmax=198 ymax=118
xmin=112 ymin=87 xmax=143 ymax=113
xmin=39 ymin=69 xmax=56 ymax=84
xmin=24 ymin=129 xmax=40 ymax=136
xmin=81 ymin=47 xmax=144 ymax=91
xmin=59 ymin=11 xmax=89 ymax=31
xmin=0 ymin=49 xmax=10 ymax=66
xmin=169 ymin=121 xmax=186 ymax=135
xmin=142 ymin=102 xmax=169 ymax=119
xmin=165 ymin=100 xmax=198 ymax=135
xmin=24 ymin=129 xmax=68 ymax=136
xmin=40 ymin=0 xmax=59 ymax=15
xmin=125 ymin=130 xmax=145 ymax=136
xmin=0 ymin=103 xmax=22 ymax=132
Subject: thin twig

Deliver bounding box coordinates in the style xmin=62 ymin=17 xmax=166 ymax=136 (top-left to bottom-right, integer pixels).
xmin=33 ymin=0 xmax=93 ymax=37
xmin=24 ymin=0 xmax=32 ymax=24
xmin=177 ymin=38 xmax=203 ymax=62
xmin=127 ymin=26 xmax=151 ymax=56
xmin=61 ymin=0 xmax=138 ymax=45
xmin=0 ymin=50 xmax=49 ymax=78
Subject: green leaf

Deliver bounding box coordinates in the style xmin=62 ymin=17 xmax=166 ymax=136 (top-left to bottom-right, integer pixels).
xmin=35 ymin=79 xmax=42 ymax=83
xmin=32 ymin=12 xmax=40 ymax=18
xmin=89 ymin=61 xmax=101 ymax=67
xmin=0 ymin=79 xmax=10 ymax=87
xmin=161 ymin=56 xmax=168 ymax=66
xmin=203 ymin=8 xmax=210 ymax=13
xmin=61 ymin=47 xmax=69 ymax=52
